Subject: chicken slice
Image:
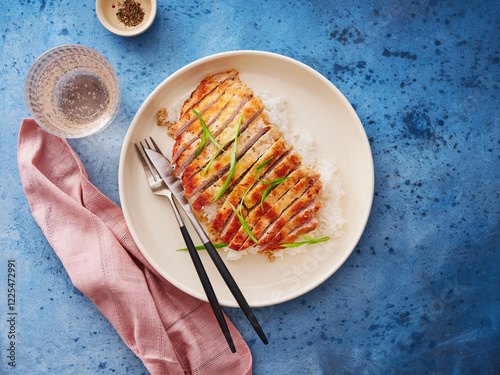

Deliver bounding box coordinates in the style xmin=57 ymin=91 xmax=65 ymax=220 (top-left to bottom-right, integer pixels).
xmin=229 ymin=171 xmax=320 ymax=250
xmin=242 ymin=150 xmax=303 ymax=209
xmin=217 ymin=150 xmax=302 ymax=240
xmin=264 ymin=217 xmax=320 ymax=259
xmin=174 ymin=87 xmax=258 ymax=178
xmin=254 ymin=184 xmax=322 ymax=249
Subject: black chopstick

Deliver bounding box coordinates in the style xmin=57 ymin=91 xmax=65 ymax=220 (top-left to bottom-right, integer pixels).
xmin=203 ymin=241 xmax=269 ymax=345
xmin=179 ymin=225 xmax=236 ymax=353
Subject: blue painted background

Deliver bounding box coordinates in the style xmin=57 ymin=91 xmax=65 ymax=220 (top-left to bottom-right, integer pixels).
xmin=1 ymin=0 xmax=499 ymax=374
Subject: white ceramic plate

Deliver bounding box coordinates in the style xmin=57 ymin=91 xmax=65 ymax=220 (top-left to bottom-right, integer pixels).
xmin=119 ymin=51 xmax=373 ymax=307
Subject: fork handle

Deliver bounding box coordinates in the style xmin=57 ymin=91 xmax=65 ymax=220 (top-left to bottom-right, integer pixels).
xmin=179 ymin=226 xmax=236 ymax=353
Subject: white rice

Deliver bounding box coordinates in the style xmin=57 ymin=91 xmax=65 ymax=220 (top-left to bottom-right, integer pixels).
xmin=166 ymin=87 xmax=345 ymax=260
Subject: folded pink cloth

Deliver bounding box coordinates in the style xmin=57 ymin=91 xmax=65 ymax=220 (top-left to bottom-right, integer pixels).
xmin=17 ymin=119 xmax=252 ymax=375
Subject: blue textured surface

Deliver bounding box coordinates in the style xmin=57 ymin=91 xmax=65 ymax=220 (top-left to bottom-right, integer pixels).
xmin=1 ymin=0 xmax=499 ymax=374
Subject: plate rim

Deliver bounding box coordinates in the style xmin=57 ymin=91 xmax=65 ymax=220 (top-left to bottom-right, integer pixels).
xmin=118 ymin=50 xmax=374 ymax=307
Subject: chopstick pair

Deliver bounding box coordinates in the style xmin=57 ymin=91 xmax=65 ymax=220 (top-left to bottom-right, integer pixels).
xmin=135 ymin=137 xmax=268 ymax=353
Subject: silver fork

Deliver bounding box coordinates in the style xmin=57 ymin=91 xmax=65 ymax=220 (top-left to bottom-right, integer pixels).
xmin=134 ymin=139 xmax=183 ymax=227
xmin=134 ymin=138 xmax=236 ymax=353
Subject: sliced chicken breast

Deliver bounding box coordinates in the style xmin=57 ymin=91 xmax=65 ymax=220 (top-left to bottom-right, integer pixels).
xmin=229 ymin=172 xmax=320 ymax=250
xmin=218 ymin=151 xmax=302 ymax=241
xmin=173 ymin=78 xmax=240 ymax=142
xmin=184 ymin=121 xmax=279 ymax=198
xmin=168 ymin=70 xmax=327 ymax=254
xmin=270 ymin=217 xmax=320 ymax=253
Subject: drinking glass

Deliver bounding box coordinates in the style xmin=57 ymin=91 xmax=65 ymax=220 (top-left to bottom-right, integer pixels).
xmin=25 ymin=44 xmax=120 ymax=138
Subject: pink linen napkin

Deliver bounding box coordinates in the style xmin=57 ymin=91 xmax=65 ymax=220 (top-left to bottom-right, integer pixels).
xmin=17 ymin=119 xmax=252 ymax=375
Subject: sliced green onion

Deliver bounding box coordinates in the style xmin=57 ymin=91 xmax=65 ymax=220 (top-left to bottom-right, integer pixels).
xmin=196 ymin=125 xmax=207 ymax=157
xmin=254 ymin=157 xmax=291 ymax=208
xmin=229 ymin=202 xmax=259 ymax=244
xmin=259 ymin=177 xmax=291 ymax=209
xmin=260 ymin=181 xmax=279 ymax=209
xmin=280 ymin=236 xmax=330 ymax=248
xmin=256 ymin=176 xmax=290 ymax=185
xmin=202 ymin=146 xmax=225 ymax=176
xmin=239 ymin=182 xmax=255 ymax=214
xmin=192 ymin=108 xmax=224 ymax=156
xmin=202 ymin=130 xmax=239 ymax=175
xmin=255 ymin=156 xmax=274 ymax=174
xmin=213 ymin=149 xmax=236 ymax=201
xmin=213 ymin=116 xmax=243 ymax=201
xmin=301 ymin=235 xmax=329 ymax=244
xmin=279 ymin=241 xmax=309 ymax=248
xmin=176 ymin=243 xmax=228 ymax=251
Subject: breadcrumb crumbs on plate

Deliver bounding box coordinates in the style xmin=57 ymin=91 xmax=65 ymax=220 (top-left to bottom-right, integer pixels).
xmin=156 ymin=108 xmax=177 ymax=137
xmin=156 ymin=108 xmax=168 ymax=126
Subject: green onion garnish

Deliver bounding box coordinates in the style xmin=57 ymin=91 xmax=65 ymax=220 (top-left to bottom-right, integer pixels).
xmin=255 ymin=156 xmax=274 ymax=174
xmin=203 ymin=125 xmax=242 ymax=175
xmin=253 ymin=156 xmax=290 ymax=208
xmin=192 ymin=108 xmax=224 ymax=157
xmin=202 ymin=146 xmax=225 ymax=176
xmin=229 ymin=202 xmax=259 ymax=244
xmin=258 ymin=177 xmax=290 ymax=209
xmin=213 ymin=116 xmax=243 ymax=201
xmin=202 ymin=131 xmax=240 ymax=176
xmin=280 ymin=236 xmax=330 ymax=248
xmin=197 ymin=123 xmax=207 ymax=157
xmin=239 ymin=182 xmax=256 ymax=214
xmin=256 ymin=176 xmax=290 ymax=185
xmin=260 ymin=181 xmax=279 ymax=210
xmin=176 ymin=243 xmax=228 ymax=251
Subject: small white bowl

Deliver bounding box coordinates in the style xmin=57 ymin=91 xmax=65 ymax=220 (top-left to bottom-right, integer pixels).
xmin=96 ymin=0 xmax=156 ymax=37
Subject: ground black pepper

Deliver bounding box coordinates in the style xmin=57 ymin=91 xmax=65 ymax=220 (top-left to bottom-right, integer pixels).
xmin=115 ymin=0 xmax=145 ymax=27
